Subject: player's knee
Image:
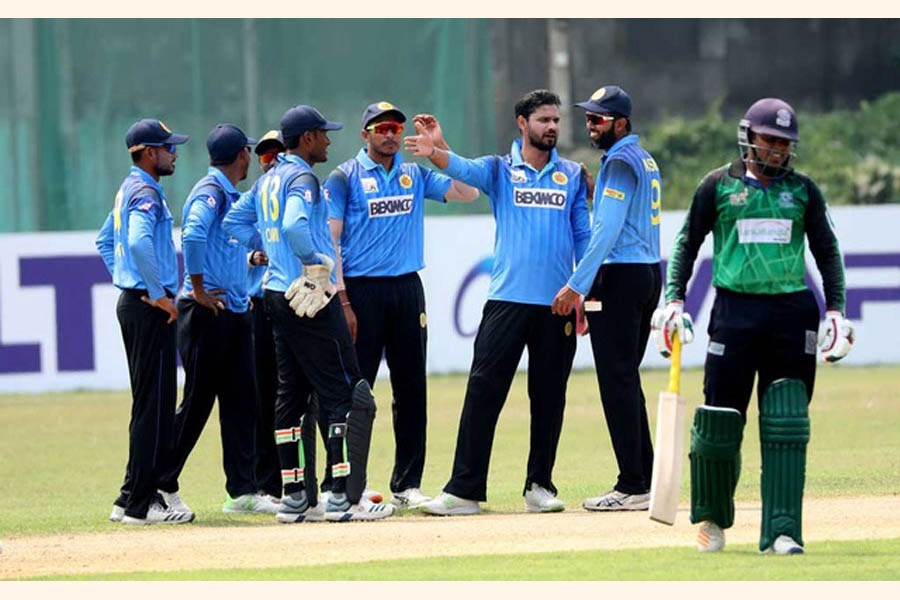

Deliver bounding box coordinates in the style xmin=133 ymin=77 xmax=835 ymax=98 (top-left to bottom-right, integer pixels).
xmin=759 ymin=378 xmax=810 ymax=445
xmin=351 ymin=379 xmax=376 ymax=413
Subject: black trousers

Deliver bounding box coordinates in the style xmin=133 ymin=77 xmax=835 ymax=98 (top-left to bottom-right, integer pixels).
xmin=114 ymin=288 xmax=177 ymax=519
xmin=444 ymin=300 xmax=576 ymax=502
xmin=265 ymin=290 xmax=362 ymax=499
xmin=250 ymin=295 xmax=282 ymax=497
xmin=585 ymin=263 xmax=662 ymax=495
xmin=158 ymin=297 xmax=257 ymax=498
xmin=345 ymin=272 xmax=427 ymax=493
xmin=704 ymin=289 xmax=819 ymax=417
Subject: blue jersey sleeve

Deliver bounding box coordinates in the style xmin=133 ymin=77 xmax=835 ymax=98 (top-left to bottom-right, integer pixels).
xmin=443 ymin=152 xmax=498 ymax=196
xmin=323 ymin=168 xmax=350 ymax=220
xmin=567 ymin=160 xmax=637 ymax=295
xmin=570 ymin=170 xmax=592 ymax=263
xmin=181 ymin=195 xmax=217 ymax=276
xmin=223 ymin=189 xmax=261 ymax=248
xmin=282 ymin=175 xmax=319 ymax=265
xmin=96 ymin=211 xmax=115 ymax=276
xmin=419 ymin=165 xmax=452 ymax=202
xmin=127 ymin=194 xmax=166 ymax=300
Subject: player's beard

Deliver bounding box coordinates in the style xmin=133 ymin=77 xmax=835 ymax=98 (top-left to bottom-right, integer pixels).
xmin=591 ymin=128 xmax=618 ymax=151
xmin=528 ymin=129 xmax=557 ymax=152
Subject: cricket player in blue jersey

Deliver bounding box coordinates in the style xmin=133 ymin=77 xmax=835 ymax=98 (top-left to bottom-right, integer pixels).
xmin=155 ymin=124 xmax=280 ymax=518
xmin=322 ymin=101 xmax=478 ymax=510
xmin=246 ymin=129 xmax=285 ymax=501
xmin=95 ymin=118 xmax=193 ymax=525
xmin=223 ymin=105 xmax=394 ymax=523
xmin=405 ymin=90 xmax=592 ymax=516
xmin=551 ymin=85 xmax=663 ymax=512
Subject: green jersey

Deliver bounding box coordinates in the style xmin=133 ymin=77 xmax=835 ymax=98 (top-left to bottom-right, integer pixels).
xmin=666 ymin=159 xmax=846 ymax=312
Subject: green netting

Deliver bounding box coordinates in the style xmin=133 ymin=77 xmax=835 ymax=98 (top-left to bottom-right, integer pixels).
xmin=0 ymin=19 xmax=496 ymax=232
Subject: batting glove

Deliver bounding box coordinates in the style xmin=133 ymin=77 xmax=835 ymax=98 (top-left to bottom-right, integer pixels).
xmin=285 ymin=254 xmax=336 ymax=318
xmin=817 ymin=310 xmax=854 ymax=363
xmin=650 ymin=300 xmax=695 ymax=358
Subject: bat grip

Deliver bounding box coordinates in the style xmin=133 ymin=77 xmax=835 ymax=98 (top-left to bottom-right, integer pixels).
xmin=667 ymin=335 xmax=681 ymax=394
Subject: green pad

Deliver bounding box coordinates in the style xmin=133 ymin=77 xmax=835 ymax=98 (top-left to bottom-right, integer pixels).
xmin=690 ymin=405 xmax=744 ymax=529
xmin=759 ymin=378 xmax=810 ymax=551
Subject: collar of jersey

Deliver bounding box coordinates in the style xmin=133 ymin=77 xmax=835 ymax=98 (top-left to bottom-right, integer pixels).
xmin=279 ymin=153 xmax=314 ymax=172
xmin=509 ymin=138 xmax=559 ymax=177
xmin=356 ymin=147 xmax=403 ymax=178
xmin=129 ymin=166 xmax=165 ymax=198
xmin=207 ymin=167 xmax=240 ymax=198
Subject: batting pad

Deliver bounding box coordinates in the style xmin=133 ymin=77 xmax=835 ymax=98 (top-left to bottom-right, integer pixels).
xmin=690 ymin=405 xmax=744 ymax=529
xmin=346 ymin=379 xmax=377 ymax=504
xmin=759 ymin=378 xmax=810 ymax=551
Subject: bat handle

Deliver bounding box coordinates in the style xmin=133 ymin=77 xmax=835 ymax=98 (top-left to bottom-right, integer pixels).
xmin=667 ymin=335 xmax=681 ymax=394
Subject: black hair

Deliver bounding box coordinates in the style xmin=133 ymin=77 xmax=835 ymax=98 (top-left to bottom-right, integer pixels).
xmin=130 ymin=149 xmax=144 ymax=164
xmin=514 ymin=89 xmax=561 ymax=121
xmin=283 ymin=134 xmax=300 ymax=150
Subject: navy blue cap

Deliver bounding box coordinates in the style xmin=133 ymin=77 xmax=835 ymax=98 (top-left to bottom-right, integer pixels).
xmin=206 ymin=124 xmax=257 ymax=164
xmin=280 ymin=105 xmax=343 ymax=138
xmin=743 ymin=98 xmax=798 ymax=141
xmin=125 ymin=118 xmax=190 ymax=152
xmin=575 ymin=85 xmax=632 ymax=118
xmin=255 ymin=129 xmax=285 ymax=155
xmin=361 ymin=101 xmax=407 ymax=128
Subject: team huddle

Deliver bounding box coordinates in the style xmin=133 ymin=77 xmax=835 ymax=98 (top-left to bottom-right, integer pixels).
xmin=96 ymin=84 xmax=855 ymax=555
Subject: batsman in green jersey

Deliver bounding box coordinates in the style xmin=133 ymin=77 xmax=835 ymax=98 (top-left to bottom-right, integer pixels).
xmin=653 ymin=98 xmax=854 ymax=555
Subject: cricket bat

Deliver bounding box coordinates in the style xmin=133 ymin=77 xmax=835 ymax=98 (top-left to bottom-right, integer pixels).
xmin=649 ymin=335 xmax=686 ymax=525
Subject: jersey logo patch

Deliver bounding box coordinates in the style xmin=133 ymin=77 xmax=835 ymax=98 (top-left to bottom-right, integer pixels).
xmin=736 ymin=218 xmax=792 ymax=244
xmin=205 ymin=196 xmax=216 ymax=208
xmin=729 ymin=189 xmax=748 ymax=206
xmin=513 ymin=188 xmax=567 ymax=209
xmin=776 ymin=109 xmax=792 ymax=128
xmin=552 ymin=171 xmax=568 ymax=185
xmin=399 ymin=174 xmax=413 ymax=189
xmin=138 ymin=201 xmax=154 ymax=212
xmin=779 ymin=192 xmax=795 ymax=208
xmin=368 ymin=194 xmax=414 ymax=218
xmin=511 ymin=169 xmax=527 ymax=183
xmin=302 ymin=189 xmax=313 ymax=203
xmin=361 ymin=177 xmax=379 ymax=193
xmin=603 ymin=187 xmax=625 ymax=200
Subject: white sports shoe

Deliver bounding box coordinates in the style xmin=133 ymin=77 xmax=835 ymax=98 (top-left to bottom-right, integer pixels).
xmin=325 ymin=495 xmax=395 ymax=522
xmin=276 ymin=491 xmax=325 ymax=523
xmin=109 ymin=504 xmax=125 ymax=523
xmin=583 ymin=489 xmax=650 ymax=511
xmin=223 ymin=492 xmax=279 ymax=514
xmin=765 ymin=534 xmax=805 ymax=555
xmin=121 ymin=501 xmax=194 ymax=525
xmin=391 ymin=487 xmax=432 ymax=509
xmin=418 ymin=492 xmax=481 ymax=516
xmin=159 ymin=490 xmax=193 ymax=515
xmin=697 ymin=520 xmax=725 ymax=552
xmin=524 ymin=483 xmax=565 ymax=513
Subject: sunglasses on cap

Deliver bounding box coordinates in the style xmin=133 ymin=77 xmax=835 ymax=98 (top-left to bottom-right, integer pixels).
xmin=585 ymin=113 xmax=617 ymax=126
xmin=365 ymin=121 xmax=405 ymax=135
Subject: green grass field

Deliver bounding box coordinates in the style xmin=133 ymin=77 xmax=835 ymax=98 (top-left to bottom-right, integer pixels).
xmin=1 ymin=365 xmax=899 ymax=580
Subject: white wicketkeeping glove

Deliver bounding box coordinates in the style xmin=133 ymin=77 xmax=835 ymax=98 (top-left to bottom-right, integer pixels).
xmin=285 ymin=254 xmax=336 ymax=318
xmin=650 ymin=300 xmax=695 ymax=358
xmin=817 ymin=310 xmax=854 ymax=363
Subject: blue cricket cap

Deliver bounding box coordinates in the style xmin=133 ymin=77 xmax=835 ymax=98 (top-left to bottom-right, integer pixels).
xmin=125 ymin=118 xmax=190 ymax=152
xmin=575 ymin=85 xmax=632 ymax=118
xmin=280 ymin=105 xmax=343 ymax=138
xmin=206 ymin=124 xmax=257 ymax=164
xmin=361 ymin=101 xmax=407 ymax=128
